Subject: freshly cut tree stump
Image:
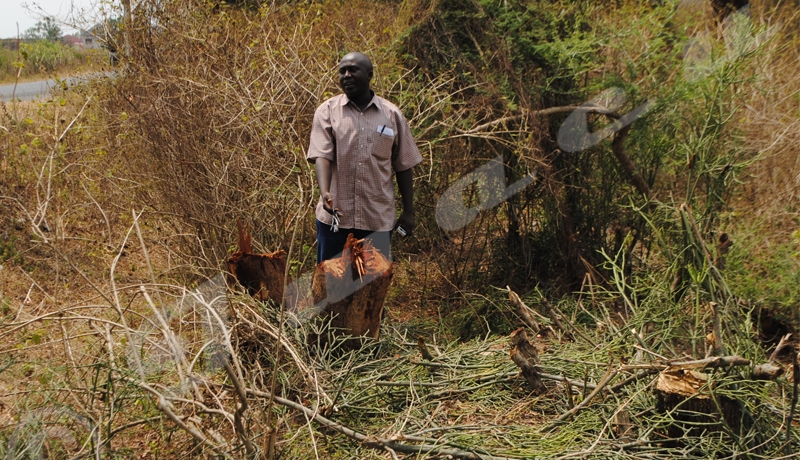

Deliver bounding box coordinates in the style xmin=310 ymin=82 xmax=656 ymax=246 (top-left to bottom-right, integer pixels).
xmin=654 ymin=369 xmax=745 ymax=442
xmin=509 ymin=327 xmax=546 ymax=394
xmin=226 ymin=221 xmax=286 ymax=304
xmin=312 ymin=234 xmax=392 ymax=347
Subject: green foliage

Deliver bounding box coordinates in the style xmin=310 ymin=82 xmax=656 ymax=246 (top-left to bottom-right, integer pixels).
xmin=396 ymin=1 xmax=687 ymax=292
xmin=24 ymin=17 xmax=63 ymax=42
xmin=725 ymin=217 xmax=800 ymax=327
xmin=395 ymin=0 xmax=780 ymax=319
xmin=0 ymin=39 xmax=102 ymax=82
xmin=0 ymin=47 xmax=24 ymax=81
xmin=639 ymin=9 xmax=774 ymax=307
xmin=20 ymin=40 xmax=81 ymax=72
xmin=399 ymin=0 xmax=598 ymax=96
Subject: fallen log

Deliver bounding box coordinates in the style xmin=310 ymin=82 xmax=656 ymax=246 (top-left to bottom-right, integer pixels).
xmin=312 ymin=234 xmax=392 ymax=347
xmin=226 ymin=221 xmax=286 ymax=304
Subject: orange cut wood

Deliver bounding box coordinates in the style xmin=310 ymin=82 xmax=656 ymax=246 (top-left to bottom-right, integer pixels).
xmin=226 ymin=220 xmax=286 ymax=304
xmin=312 ymin=234 xmax=392 ymax=345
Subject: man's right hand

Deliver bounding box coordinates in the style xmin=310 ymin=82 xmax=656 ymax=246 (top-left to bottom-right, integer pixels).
xmin=322 ymin=191 xmax=334 ymax=212
xmin=322 ymin=192 xmax=343 ymax=218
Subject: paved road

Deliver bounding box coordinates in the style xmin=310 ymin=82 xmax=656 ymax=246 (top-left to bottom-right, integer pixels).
xmin=0 ymin=76 xmax=88 ymax=102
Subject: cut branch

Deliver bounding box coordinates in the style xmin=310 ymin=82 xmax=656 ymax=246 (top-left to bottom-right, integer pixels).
xmin=710 ymin=302 xmax=726 ymax=357
xmin=507 ymin=287 xmax=542 ymax=333
xmin=611 ymin=125 xmax=651 ymax=199
xmin=768 ymin=333 xmax=793 ymax=363
xmin=543 ymin=297 xmax=598 ymax=347
xmin=417 ymin=336 xmax=436 ymax=361
xmin=553 ymin=364 xmax=619 ymax=424
xmin=664 ymin=355 xmax=751 ymax=371
xmin=542 ymin=297 xmax=569 ymax=338
xmin=222 ymin=359 xmax=256 ymax=458
xmin=243 ymin=387 xmax=521 ymax=460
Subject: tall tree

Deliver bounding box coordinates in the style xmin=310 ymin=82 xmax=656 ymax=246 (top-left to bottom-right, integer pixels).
xmin=24 ymin=17 xmax=62 ymax=41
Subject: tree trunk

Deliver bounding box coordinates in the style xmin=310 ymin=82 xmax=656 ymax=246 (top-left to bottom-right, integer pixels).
xmin=312 ymin=234 xmax=392 ymax=348
xmin=654 ymin=370 xmax=747 ymax=443
xmin=121 ymin=0 xmax=132 ymax=56
xmin=226 ymin=221 xmax=286 ymax=304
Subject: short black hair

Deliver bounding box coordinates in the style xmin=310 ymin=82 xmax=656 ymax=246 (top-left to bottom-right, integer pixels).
xmin=341 ymin=52 xmax=373 ymax=74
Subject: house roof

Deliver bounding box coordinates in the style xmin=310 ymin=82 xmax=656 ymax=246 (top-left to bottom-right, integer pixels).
xmin=62 ymin=35 xmax=83 ymax=45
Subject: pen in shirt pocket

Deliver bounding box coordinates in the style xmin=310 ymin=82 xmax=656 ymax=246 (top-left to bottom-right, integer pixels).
xmin=377 ymin=125 xmax=394 ymax=137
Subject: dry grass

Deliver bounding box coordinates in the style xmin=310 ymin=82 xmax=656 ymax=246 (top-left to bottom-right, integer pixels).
xmin=717 ymin=3 xmax=800 ymax=326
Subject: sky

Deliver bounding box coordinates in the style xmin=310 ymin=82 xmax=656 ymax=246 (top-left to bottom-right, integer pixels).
xmin=1 ymin=0 xmax=100 ymax=39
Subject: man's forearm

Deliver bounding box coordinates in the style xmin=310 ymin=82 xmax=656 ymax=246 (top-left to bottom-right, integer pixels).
xmin=315 ymin=158 xmax=332 ymax=195
xmin=396 ymin=168 xmax=414 ymax=213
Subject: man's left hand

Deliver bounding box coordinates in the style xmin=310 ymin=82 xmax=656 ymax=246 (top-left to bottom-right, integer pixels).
xmin=395 ymin=210 xmax=415 ymax=237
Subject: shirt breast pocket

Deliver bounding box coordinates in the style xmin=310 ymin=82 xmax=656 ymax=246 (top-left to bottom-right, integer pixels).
xmin=371 ymin=130 xmax=394 ymax=160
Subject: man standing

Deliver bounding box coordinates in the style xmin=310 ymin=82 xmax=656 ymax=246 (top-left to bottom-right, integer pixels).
xmin=307 ymin=52 xmax=422 ymax=263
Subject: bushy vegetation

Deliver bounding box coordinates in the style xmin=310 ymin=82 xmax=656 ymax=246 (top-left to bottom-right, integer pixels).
xmin=1 ymin=0 xmax=800 ymax=458
xmin=21 ymin=41 xmax=84 ymax=73
xmin=0 ymin=40 xmax=104 ymax=83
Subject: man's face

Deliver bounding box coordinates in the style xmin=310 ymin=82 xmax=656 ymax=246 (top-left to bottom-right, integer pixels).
xmin=338 ymin=55 xmax=372 ymax=100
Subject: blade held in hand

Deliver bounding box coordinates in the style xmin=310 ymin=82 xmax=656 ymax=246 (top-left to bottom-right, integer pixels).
xmin=323 ymin=204 xmax=342 ymax=232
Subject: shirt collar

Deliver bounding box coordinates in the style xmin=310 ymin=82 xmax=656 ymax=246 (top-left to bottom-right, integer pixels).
xmin=340 ymin=91 xmax=381 ymax=110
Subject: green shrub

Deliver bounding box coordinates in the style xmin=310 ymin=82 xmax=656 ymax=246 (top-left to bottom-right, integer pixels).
xmin=20 ymin=40 xmax=81 ymax=72
xmin=0 ymin=46 xmax=22 ymax=81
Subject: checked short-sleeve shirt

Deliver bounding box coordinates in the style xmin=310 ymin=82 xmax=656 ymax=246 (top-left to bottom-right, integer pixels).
xmin=307 ymin=93 xmax=422 ymax=232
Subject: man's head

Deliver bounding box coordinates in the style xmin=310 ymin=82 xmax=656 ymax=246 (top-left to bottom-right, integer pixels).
xmin=339 ymin=52 xmax=373 ymax=101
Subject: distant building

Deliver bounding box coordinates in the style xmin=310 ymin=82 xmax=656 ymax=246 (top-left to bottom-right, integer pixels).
xmin=79 ymin=25 xmax=105 ymax=50
xmin=0 ymin=38 xmax=36 ymax=51
xmin=62 ymin=34 xmax=83 ymax=48
xmin=0 ymin=38 xmax=16 ymax=50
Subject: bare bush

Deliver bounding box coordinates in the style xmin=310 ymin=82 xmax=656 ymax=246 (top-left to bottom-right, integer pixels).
xmin=104 ymin=0 xmax=399 ymax=273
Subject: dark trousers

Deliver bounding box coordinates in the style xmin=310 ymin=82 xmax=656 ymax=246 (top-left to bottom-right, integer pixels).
xmin=316 ymin=220 xmax=391 ymax=264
